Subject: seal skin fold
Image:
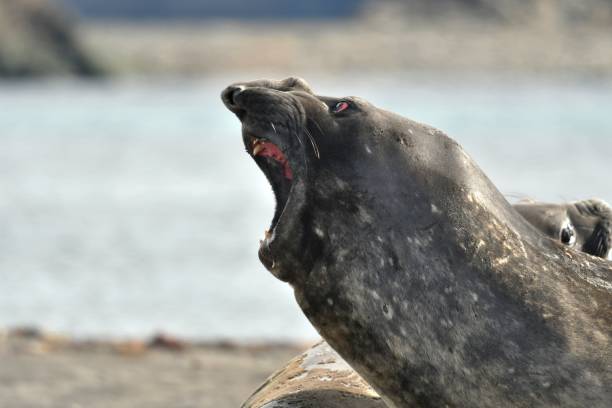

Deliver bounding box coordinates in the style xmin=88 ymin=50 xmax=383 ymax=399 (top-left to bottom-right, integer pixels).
xmin=222 ymin=78 xmax=612 ymax=407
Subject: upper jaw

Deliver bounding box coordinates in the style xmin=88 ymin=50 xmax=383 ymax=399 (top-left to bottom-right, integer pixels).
xmin=232 ymin=89 xmax=305 ymax=167
xmin=240 ymin=114 xmax=306 ymax=185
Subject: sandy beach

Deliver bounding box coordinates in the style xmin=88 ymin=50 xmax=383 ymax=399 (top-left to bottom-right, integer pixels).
xmin=0 ymin=329 xmax=306 ymax=408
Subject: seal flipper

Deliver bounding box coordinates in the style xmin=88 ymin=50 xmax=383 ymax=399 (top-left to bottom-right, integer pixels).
xmin=575 ymin=199 xmax=612 ymax=259
xmin=583 ymin=220 xmax=612 ymax=259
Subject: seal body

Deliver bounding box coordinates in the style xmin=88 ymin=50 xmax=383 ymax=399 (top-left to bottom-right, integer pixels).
xmin=241 ymin=341 xmax=383 ymax=408
xmin=222 ymin=78 xmax=612 ymax=407
xmin=242 ymin=198 xmax=612 ymax=407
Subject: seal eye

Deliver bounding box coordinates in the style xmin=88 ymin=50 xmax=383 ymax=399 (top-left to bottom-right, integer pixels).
xmin=332 ymin=101 xmax=350 ymax=113
xmin=560 ymin=225 xmax=576 ymax=246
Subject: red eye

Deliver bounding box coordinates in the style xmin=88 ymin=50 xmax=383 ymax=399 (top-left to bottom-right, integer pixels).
xmin=333 ymin=101 xmax=350 ymax=113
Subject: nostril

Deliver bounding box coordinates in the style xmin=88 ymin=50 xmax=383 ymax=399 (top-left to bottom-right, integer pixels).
xmin=223 ymin=85 xmax=244 ymax=107
xmin=229 ymin=87 xmax=241 ymax=105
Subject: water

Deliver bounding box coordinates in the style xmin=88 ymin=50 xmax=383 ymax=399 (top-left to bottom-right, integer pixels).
xmin=0 ymin=74 xmax=610 ymax=341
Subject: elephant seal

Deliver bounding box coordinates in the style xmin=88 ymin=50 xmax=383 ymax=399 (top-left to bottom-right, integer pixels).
xmin=242 ymin=341 xmax=383 ymax=408
xmin=514 ymin=199 xmax=612 ymax=260
xmin=222 ymin=78 xmax=612 ymax=407
xmin=243 ymin=198 xmax=612 ymax=407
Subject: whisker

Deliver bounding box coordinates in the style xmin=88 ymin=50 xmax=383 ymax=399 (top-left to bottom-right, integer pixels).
xmin=303 ymin=118 xmax=321 ymax=159
xmin=310 ymin=117 xmax=325 ymax=137
xmin=294 ymin=129 xmax=304 ymax=147
xmin=293 ymin=129 xmax=309 ymax=172
xmin=270 ymin=121 xmax=278 ymax=135
xmin=304 ymin=127 xmax=320 ymax=159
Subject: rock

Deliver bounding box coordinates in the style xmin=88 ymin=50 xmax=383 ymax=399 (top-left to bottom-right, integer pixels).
xmin=0 ymin=0 xmax=100 ymax=77
xmin=148 ymin=333 xmax=186 ymax=351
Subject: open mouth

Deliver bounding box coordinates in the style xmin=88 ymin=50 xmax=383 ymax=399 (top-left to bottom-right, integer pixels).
xmin=221 ymin=80 xmax=314 ymax=279
xmin=247 ymin=135 xmax=294 ymax=233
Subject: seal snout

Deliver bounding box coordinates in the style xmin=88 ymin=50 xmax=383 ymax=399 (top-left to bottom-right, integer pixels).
xmin=221 ymin=85 xmax=245 ymax=112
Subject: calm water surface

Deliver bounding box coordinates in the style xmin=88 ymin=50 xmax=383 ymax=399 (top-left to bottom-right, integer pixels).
xmin=0 ymin=74 xmax=610 ymax=341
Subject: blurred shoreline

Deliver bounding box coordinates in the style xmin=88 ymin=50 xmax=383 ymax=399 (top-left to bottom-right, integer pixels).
xmin=79 ymin=19 xmax=612 ymax=77
xmin=3 ymin=0 xmax=612 ymax=78
xmin=0 ymin=326 xmax=310 ymax=349
xmin=0 ymin=326 xmax=307 ymax=407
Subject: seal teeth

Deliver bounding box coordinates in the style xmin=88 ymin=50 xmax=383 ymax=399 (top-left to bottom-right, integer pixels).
xmin=251 ymin=137 xmax=263 ymax=156
xmin=253 ymin=143 xmax=264 ymax=156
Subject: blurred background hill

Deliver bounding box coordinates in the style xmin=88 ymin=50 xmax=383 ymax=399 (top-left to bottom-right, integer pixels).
xmin=2 ymin=0 xmax=612 ymax=77
xmin=0 ymin=0 xmax=98 ymax=77
xmin=372 ymin=0 xmax=612 ymax=24
xmin=61 ymin=0 xmax=362 ymax=20
xmin=61 ymin=0 xmax=612 ymax=24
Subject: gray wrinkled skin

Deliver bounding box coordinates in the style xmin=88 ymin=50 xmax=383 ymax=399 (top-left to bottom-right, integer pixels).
xmin=222 ymin=78 xmax=612 ymax=407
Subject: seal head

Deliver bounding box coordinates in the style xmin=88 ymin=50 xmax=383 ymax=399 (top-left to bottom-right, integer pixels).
xmin=222 ymin=77 xmax=384 ymax=283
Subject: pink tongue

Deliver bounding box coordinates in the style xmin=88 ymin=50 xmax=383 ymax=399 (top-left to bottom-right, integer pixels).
xmin=256 ymin=142 xmax=293 ymax=180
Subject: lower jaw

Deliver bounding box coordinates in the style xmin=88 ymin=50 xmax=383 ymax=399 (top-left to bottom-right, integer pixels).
xmin=259 ymin=234 xmax=292 ymax=281
xmin=258 ymin=237 xmax=275 ymax=273
xmin=257 ymin=183 xmax=303 ymax=283
xmin=259 ymin=180 xmax=292 ymax=274
xmin=255 ymin=174 xmax=314 ymax=284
